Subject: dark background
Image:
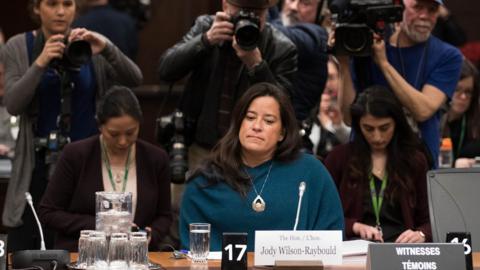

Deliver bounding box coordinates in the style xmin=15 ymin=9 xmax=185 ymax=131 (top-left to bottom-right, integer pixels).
xmin=0 ymin=0 xmax=478 ymax=144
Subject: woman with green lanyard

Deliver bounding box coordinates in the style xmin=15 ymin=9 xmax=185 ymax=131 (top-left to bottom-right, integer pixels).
xmin=38 ymin=86 xmax=172 ymax=251
xmin=442 ymin=59 xmax=480 ymax=165
xmin=325 ymin=85 xmax=431 ymax=243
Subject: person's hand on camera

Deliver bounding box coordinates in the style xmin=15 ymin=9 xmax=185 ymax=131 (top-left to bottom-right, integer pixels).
xmin=69 ymin=28 xmax=107 ymax=55
xmin=35 ymin=34 xmax=66 ymax=68
xmin=353 ymin=222 xmax=384 ymax=242
xmin=395 ymin=229 xmax=426 ymax=243
xmin=205 ymin=12 xmax=234 ymax=46
xmin=372 ymin=33 xmax=388 ymax=69
xmin=232 ymin=38 xmax=262 ymax=70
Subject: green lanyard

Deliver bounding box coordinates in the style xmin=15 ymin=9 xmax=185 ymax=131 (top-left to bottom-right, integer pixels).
xmin=369 ymin=172 xmax=388 ymax=228
xmin=101 ymin=139 xmax=132 ymax=192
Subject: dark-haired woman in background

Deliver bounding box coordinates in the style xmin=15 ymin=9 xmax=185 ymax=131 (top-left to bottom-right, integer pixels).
xmin=180 ymin=82 xmax=344 ymax=251
xmin=441 ymin=59 xmax=480 ymax=164
xmin=2 ymin=0 xmax=142 ymax=251
xmin=324 ymin=85 xmax=431 ymax=243
xmin=39 ymin=86 xmax=171 ymax=251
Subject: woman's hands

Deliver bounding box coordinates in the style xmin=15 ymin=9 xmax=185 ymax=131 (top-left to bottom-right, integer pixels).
xmin=35 ymin=34 xmax=66 ymax=68
xmin=69 ymin=28 xmax=107 ymax=55
xmin=395 ymin=229 xmax=426 ymax=243
xmin=353 ymin=222 xmax=383 ymax=242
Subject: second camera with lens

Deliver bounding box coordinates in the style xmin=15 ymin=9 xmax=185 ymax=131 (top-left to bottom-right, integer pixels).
xmin=156 ymin=110 xmax=189 ymax=184
xmin=329 ymin=0 xmax=403 ymax=56
xmin=231 ymin=10 xmax=261 ymax=51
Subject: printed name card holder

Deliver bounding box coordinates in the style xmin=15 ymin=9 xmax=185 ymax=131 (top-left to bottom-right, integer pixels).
xmin=254 ymin=231 xmax=342 ymax=268
xmin=366 ymin=243 xmax=466 ymax=270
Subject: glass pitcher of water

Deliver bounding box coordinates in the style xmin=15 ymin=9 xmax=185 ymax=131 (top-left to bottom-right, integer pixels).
xmin=95 ymin=191 xmax=133 ymax=236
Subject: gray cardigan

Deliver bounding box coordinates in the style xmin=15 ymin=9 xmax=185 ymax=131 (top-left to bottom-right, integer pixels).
xmin=2 ymin=31 xmax=143 ymax=227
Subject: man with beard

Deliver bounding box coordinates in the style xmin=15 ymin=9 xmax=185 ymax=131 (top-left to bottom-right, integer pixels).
xmin=338 ymin=0 xmax=462 ymax=167
xmin=270 ymin=0 xmax=329 ymax=121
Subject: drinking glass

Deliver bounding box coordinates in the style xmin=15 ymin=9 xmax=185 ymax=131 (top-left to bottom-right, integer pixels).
xmin=189 ymin=223 xmax=210 ymax=263
xmin=86 ymin=231 xmax=108 ymax=270
xmin=95 ymin=191 xmax=133 ymax=236
xmin=108 ymin=233 xmax=129 ymax=270
xmin=129 ymin=231 xmax=149 ymax=270
xmin=77 ymin=230 xmax=95 ymax=269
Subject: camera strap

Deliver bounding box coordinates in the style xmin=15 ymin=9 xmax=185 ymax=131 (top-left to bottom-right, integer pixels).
xmin=26 ymin=30 xmax=73 ymax=136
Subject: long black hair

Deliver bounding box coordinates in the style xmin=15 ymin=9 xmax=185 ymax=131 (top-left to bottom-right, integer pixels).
xmin=189 ymin=82 xmax=302 ymax=195
xmin=348 ymin=85 xmax=427 ymax=204
xmin=458 ymin=59 xmax=480 ymax=140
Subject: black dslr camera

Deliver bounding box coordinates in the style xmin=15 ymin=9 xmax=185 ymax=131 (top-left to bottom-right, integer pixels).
xmin=330 ymin=0 xmax=403 ymax=56
xmin=231 ymin=10 xmax=261 ymax=51
xmin=34 ymin=131 xmax=70 ymax=178
xmin=156 ymin=110 xmax=189 ymax=184
xmin=51 ymin=38 xmax=92 ymax=72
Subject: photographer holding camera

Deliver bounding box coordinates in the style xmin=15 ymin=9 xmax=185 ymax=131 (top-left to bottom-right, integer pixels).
xmin=158 ymin=0 xmax=297 ymax=248
xmin=2 ymin=0 xmax=142 ymax=252
xmin=158 ymin=0 xmax=297 ymax=170
xmin=334 ymin=0 xmax=463 ymax=168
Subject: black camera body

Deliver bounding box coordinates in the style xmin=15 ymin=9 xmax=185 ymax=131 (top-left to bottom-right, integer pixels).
xmin=156 ymin=110 xmax=189 ymax=184
xmin=231 ymin=10 xmax=261 ymax=51
xmin=330 ymin=0 xmax=403 ymax=56
xmin=34 ymin=131 xmax=70 ymax=178
xmin=51 ymin=39 xmax=92 ymax=72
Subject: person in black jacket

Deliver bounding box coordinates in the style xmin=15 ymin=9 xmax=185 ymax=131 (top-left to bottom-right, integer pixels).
xmin=158 ymin=0 xmax=297 ymax=169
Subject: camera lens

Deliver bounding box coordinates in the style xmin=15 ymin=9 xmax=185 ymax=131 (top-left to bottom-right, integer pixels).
xmin=344 ymin=29 xmax=368 ymax=53
xmin=235 ymin=20 xmax=260 ymax=51
xmin=65 ymin=40 xmax=92 ymax=70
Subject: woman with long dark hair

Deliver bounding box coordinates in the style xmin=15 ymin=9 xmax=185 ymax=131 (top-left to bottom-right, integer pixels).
xmin=324 ymin=85 xmax=431 ymax=243
xmin=180 ymin=82 xmax=344 ymax=251
xmin=442 ymin=59 xmax=480 ymax=163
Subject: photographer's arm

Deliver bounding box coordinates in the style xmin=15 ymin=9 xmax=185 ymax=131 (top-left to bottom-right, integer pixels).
xmin=158 ymin=15 xmax=219 ymax=82
xmin=373 ymin=39 xmax=446 ymax=122
xmin=3 ymin=34 xmax=64 ymax=115
xmin=338 ymin=56 xmax=355 ymax=126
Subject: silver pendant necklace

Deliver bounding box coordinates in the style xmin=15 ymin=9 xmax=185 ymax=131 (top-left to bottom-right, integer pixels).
xmin=244 ymin=161 xmax=274 ymax=212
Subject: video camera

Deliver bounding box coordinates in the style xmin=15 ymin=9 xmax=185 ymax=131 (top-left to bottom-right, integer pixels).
xmin=156 ymin=110 xmax=190 ymax=184
xmin=51 ymin=38 xmax=92 ymax=72
xmin=232 ymin=10 xmax=261 ymax=51
xmin=329 ymin=0 xmax=403 ymax=56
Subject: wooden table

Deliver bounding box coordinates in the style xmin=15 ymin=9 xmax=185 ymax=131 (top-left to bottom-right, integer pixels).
xmin=147 ymin=252 xmax=480 ymax=270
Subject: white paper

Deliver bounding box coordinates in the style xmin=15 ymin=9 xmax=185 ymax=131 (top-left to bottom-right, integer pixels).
xmin=342 ymin=240 xmax=372 ymax=257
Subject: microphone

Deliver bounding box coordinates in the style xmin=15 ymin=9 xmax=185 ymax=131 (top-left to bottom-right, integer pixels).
xmin=11 ymin=193 xmax=70 ymax=270
xmin=25 ymin=192 xmax=46 ymax=250
xmin=293 ymin=181 xmax=306 ymax=231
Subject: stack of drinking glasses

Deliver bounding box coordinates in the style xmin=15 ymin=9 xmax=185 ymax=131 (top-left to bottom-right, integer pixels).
xmin=76 ymin=230 xmax=149 ymax=270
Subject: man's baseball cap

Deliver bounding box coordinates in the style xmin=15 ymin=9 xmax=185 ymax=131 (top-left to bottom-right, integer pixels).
xmin=226 ymin=0 xmax=278 ymax=9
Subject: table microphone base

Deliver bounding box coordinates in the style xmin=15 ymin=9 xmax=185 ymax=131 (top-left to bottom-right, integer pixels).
xmin=12 ymin=250 xmax=70 ymax=270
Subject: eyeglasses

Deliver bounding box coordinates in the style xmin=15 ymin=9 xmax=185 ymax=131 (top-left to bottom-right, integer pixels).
xmin=454 ymin=88 xmax=473 ymax=99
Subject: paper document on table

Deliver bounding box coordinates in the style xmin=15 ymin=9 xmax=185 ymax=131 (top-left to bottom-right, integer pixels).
xmin=342 ymin=240 xmax=371 ymax=256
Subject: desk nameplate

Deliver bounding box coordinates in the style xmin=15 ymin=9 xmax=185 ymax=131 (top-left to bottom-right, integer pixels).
xmin=254 ymin=231 xmax=342 ymax=266
xmin=367 ymin=243 xmax=466 ymax=270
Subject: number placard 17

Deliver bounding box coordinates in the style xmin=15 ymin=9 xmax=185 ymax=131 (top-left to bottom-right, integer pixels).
xmin=222 ymin=232 xmax=247 ymax=270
